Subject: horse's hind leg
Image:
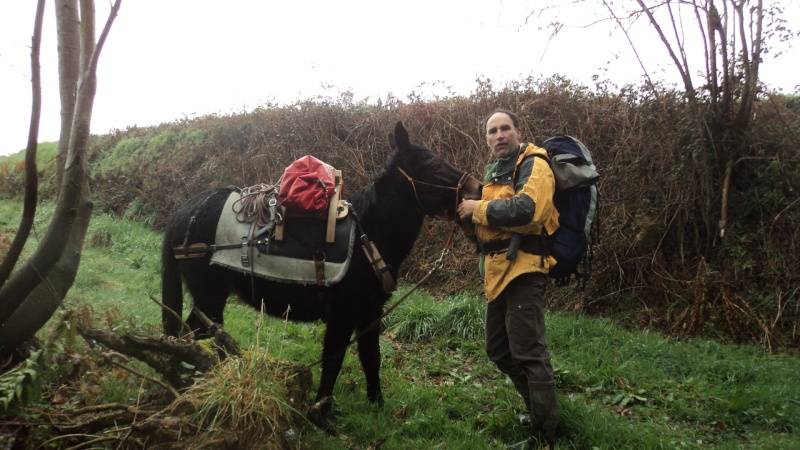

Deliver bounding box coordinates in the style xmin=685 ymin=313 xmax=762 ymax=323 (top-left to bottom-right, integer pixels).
xmin=307 ymin=314 xmax=356 ymax=432
xmin=183 ymin=266 xmax=230 ymax=337
xmin=356 ymin=326 xmax=383 ymax=405
xmin=316 ymin=315 xmax=357 ymax=402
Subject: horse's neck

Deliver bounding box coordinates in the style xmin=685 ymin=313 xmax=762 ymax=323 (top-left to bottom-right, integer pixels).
xmin=354 ymin=176 xmax=425 ymax=266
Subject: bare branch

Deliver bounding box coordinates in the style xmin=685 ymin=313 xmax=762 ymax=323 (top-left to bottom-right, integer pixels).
xmin=0 ymin=0 xmax=45 ymax=286
xmin=634 ymin=0 xmax=697 ymax=99
xmin=601 ymin=1 xmax=656 ymax=94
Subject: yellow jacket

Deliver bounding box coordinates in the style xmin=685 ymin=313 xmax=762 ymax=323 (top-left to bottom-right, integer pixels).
xmin=471 ymin=143 xmax=559 ymax=301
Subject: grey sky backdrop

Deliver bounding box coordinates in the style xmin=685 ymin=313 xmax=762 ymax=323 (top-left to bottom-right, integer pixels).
xmin=1 ymin=1 xmax=797 ymax=156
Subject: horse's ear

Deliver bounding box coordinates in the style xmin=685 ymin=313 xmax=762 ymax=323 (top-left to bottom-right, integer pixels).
xmin=387 ymin=132 xmax=397 ymax=151
xmin=393 ymin=121 xmax=411 ymax=152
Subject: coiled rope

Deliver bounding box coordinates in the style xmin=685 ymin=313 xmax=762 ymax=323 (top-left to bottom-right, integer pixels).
xmin=234 ymin=183 xmax=280 ymax=227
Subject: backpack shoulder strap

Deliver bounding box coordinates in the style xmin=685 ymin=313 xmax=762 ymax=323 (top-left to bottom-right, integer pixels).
xmin=514 ymin=143 xmax=550 ymax=186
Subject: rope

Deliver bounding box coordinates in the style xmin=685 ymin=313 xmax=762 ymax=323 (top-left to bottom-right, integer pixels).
xmin=234 ymin=183 xmax=279 ymax=228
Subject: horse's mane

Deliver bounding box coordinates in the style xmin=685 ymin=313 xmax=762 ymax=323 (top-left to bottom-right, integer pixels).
xmin=346 ymin=156 xmax=398 ymax=219
xmin=348 ymin=182 xmax=378 ymax=219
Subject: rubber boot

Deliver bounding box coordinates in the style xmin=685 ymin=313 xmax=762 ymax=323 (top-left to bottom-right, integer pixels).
xmin=529 ymin=381 xmax=558 ymax=446
xmin=510 ymin=374 xmax=531 ymax=426
xmin=508 ymin=381 xmax=558 ymax=449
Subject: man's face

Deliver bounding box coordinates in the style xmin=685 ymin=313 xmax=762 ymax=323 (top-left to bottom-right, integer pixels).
xmin=485 ymin=112 xmax=521 ymax=159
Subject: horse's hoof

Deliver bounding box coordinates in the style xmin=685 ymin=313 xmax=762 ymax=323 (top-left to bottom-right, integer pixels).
xmin=368 ymin=391 xmax=384 ymax=406
xmin=308 ymin=396 xmax=338 ymax=435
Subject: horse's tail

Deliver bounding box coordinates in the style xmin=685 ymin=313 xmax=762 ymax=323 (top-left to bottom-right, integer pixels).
xmin=161 ymin=227 xmax=184 ymax=337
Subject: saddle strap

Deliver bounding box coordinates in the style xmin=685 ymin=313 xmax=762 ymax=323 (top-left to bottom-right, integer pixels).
xmin=361 ymin=238 xmax=396 ymax=294
xmin=315 ymin=259 xmax=325 ymax=286
xmin=241 ymin=221 xmax=251 ymax=267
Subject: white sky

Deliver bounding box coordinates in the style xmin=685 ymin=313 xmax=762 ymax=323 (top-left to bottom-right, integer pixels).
xmin=1 ymin=1 xmax=797 ymax=156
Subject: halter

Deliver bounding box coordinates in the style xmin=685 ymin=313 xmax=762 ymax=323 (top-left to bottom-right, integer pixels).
xmin=396 ymin=166 xmax=471 ymax=216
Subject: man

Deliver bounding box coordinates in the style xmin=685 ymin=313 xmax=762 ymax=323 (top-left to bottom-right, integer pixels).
xmin=457 ymin=109 xmax=559 ymax=448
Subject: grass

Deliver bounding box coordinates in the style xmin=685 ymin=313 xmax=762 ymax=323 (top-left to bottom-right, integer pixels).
xmin=1 ymin=199 xmax=799 ymax=449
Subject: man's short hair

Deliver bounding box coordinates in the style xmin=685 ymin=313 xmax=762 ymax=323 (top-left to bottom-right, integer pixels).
xmin=484 ymin=109 xmax=521 ymax=131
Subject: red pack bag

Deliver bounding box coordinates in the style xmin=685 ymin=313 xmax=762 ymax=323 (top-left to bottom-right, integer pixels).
xmin=278 ymin=155 xmax=336 ymax=213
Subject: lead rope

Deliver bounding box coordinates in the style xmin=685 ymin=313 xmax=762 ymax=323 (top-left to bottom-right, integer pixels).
xmin=306 ymin=222 xmax=459 ymax=369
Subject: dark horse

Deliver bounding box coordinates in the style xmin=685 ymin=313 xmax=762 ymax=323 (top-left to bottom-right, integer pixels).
xmin=161 ymin=122 xmax=481 ymax=422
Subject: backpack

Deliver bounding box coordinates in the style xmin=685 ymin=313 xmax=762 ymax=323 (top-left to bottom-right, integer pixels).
xmin=538 ymin=135 xmax=600 ymax=286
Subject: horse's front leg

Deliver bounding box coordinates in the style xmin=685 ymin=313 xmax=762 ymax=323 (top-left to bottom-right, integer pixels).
xmin=356 ymin=324 xmax=383 ymax=405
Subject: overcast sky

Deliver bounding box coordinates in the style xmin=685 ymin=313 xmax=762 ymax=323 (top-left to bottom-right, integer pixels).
xmin=1 ymin=1 xmax=797 ymax=156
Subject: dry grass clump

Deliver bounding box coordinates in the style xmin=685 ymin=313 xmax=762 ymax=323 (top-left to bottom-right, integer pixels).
xmin=187 ymin=353 xmax=311 ymax=449
xmin=126 ymin=352 xmax=312 ymax=450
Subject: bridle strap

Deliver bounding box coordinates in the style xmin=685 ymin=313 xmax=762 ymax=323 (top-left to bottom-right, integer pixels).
xmin=396 ymin=166 xmax=470 ymax=214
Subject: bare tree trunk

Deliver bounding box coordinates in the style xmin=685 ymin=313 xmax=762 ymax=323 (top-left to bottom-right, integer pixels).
xmin=0 ymin=0 xmax=122 ymax=357
xmin=56 ymin=0 xmax=81 ymax=190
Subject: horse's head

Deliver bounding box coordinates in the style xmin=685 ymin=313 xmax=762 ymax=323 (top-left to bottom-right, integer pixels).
xmin=388 ymin=121 xmax=481 ymax=219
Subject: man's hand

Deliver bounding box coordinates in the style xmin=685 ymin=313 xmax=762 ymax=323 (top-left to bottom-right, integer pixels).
xmin=457 ymin=199 xmax=477 ymax=223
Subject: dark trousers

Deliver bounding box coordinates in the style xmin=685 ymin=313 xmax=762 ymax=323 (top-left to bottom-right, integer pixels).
xmin=485 ymin=272 xmax=553 ymax=383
